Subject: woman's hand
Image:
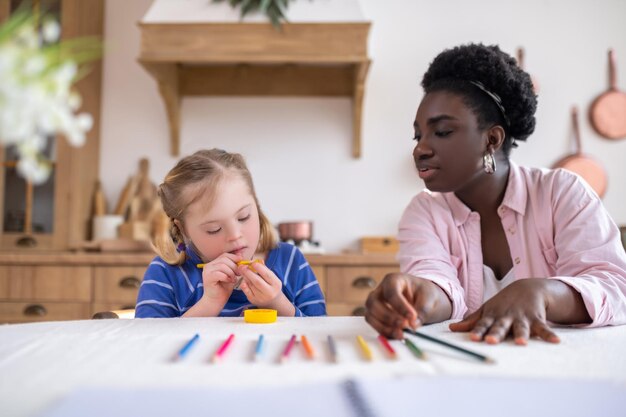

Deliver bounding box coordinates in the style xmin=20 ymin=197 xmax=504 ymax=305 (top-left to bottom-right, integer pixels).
xmin=449 ymin=278 xmax=561 ymax=345
xmin=238 ymin=262 xmax=294 ymax=315
xmin=365 ymin=273 xmax=452 ymax=340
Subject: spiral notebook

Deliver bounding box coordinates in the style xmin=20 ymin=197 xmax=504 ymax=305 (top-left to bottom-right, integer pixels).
xmin=40 ymin=375 xmax=626 ymax=417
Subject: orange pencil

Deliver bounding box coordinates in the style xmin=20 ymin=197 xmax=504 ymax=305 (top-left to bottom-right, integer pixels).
xmin=301 ymin=335 xmax=316 ymax=359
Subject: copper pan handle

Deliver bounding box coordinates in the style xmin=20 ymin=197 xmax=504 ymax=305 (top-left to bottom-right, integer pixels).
xmin=571 ymin=106 xmax=582 ymax=154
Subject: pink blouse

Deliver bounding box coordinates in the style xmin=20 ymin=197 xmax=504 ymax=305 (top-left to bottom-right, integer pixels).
xmin=398 ymin=161 xmax=626 ymax=327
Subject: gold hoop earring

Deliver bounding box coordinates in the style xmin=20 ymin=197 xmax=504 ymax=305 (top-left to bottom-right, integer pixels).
xmin=483 ymin=151 xmax=496 ymax=174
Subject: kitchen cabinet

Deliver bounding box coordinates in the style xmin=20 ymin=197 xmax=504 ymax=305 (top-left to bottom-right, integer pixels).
xmin=308 ymin=254 xmax=398 ymax=316
xmin=0 ymin=0 xmax=104 ymax=251
xmin=0 ymin=252 xmax=154 ymax=323
xmin=0 ymin=252 xmax=397 ymax=323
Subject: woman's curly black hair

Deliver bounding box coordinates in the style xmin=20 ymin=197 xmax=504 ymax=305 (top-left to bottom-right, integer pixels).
xmin=421 ymin=43 xmax=537 ymax=156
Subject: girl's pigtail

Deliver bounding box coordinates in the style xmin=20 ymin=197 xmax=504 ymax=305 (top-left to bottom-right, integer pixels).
xmin=151 ymin=209 xmax=187 ymax=265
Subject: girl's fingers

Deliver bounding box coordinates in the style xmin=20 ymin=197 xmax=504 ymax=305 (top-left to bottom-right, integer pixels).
xmin=205 ymin=264 xmax=237 ymax=283
xmin=239 ymin=262 xmax=277 ymax=285
xmin=240 ymin=267 xmax=272 ymax=292
xmin=239 ymin=281 xmax=257 ymax=299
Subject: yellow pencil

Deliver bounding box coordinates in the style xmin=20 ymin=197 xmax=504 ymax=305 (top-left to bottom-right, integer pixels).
xmin=356 ymin=335 xmax=373 ymax=361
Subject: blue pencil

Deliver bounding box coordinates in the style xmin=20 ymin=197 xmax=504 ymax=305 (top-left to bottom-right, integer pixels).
xmin=176 ymin=333 xmax=199 ymax=360
xmin=254 ymin=334 xmax=265 ymax=361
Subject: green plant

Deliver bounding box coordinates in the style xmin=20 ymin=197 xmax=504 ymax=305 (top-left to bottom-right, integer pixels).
xmin=212 ymin=0 xmax=294 ymax=29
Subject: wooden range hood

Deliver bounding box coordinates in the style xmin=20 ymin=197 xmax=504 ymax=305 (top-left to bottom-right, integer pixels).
xmin=138 ymin=5 xmax=371 ymax=158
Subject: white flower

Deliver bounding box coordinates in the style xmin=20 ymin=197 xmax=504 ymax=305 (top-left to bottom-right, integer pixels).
xmin=0 ymin=12 xmax=99 ymax=184
xmin=41 ymin=20 xmax=61 ymax=43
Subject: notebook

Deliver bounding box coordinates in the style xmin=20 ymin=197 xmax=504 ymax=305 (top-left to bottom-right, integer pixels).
xmin=40 ymin=375 xmax=626 ymax=417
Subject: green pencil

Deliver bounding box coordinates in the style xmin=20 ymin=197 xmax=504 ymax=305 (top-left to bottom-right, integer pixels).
xmin=403 ymin=337 xmax=427 ymax=360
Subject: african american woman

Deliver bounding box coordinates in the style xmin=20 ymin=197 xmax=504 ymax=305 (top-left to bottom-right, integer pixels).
xmin=365 ymin=44 xmax=626 ymax=345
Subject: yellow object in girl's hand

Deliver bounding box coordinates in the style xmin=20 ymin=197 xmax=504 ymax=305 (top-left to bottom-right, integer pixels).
xmin=238 ymin=259 xmax=264 ymax=272
xmin=196 ymin=259 xmax=264 ymax=269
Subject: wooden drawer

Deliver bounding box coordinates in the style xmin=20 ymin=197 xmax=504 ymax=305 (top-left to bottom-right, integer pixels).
xmin=93 ymin=266 xmax=146 ymax=303
xmin=325 ymin=266 xmax=397 ymax=303
xmin=0 ymin=266 xmax=92 ymax=301
xmin=327 ymin=302 xmax=367 ymax=317
xmin=0 ymin=301 xmax=91 ymax=323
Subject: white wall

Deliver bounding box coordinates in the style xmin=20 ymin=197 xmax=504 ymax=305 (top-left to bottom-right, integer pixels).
xmin=100 ymin=0 xmax=626 ymax=253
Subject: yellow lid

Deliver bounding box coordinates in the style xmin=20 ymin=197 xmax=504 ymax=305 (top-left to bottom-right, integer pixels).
xmin=244 ymin=309 xmax=277 ymax=324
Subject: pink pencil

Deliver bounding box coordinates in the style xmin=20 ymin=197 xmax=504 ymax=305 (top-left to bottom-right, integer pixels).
xmin=212 ymin=333 xmax=235 ymax=363
xmin=280 ymin=334 xmax=297 ymax=363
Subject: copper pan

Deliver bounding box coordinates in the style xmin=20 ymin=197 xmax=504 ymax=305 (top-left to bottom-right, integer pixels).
xmin=277 ymin=221 xmax=313 ymax=243
xmin=589 ymin=49 xmax=626 ymax=140
xmin=553 ymin=107 xmax=608 ymax=198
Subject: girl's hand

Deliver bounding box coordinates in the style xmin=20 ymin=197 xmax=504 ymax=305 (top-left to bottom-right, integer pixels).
xmin=237 ymin=261 xmax=285 ymax=308
xmin=449 ymin=278 xmax=560 ymax=345
xmin=365 ymin=273 xmax=452 ymax=340
xmin=199 ymin=252 xmax=242 ymax=306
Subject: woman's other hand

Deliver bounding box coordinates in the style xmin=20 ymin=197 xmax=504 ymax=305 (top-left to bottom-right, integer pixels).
xmin=449 ymin=278 xmax=590 ymax=345
xmin=365 ymin=273 xmax=452 ymax=340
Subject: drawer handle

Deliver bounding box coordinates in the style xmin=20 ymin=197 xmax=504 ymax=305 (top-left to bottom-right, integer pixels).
xmin=352 ymin=276 xmax=376 ymax=289
xmin=119 ymin=276 xmax=141 ymax=289
xmin=352 ymin=306 xmax=366 ymax=316
xmin=23 ymin=304 xmax=47 ymax=317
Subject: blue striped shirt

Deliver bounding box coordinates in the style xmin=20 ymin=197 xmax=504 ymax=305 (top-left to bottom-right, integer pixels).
xmin=135 ymin=242 xmax=326 ymax=318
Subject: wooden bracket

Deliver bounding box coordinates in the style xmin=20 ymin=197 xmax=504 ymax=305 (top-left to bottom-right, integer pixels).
xmin=138 ymin=62 xmax=180 ymax=156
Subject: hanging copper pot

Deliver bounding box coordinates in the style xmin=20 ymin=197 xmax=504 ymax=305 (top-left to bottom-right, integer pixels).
xmin=553 ymin=107 xmax=608 ymax=198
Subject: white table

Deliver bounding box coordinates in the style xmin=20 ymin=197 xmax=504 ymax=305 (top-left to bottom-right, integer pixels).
xmin=1 ymin=317 xmax=625 ymax=417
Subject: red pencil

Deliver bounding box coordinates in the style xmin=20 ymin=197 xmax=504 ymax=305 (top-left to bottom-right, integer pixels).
xmin=280 ymin=334 xmax=297 ymax=363
xmin=212 ymin=333 xmax=235 ymax=363
xmin=377 ymin=334 xmax=397 ymax=359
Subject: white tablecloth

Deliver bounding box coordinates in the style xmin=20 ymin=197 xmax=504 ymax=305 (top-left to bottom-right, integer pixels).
xmin=1 ymin=317 xmax=625 ymax=417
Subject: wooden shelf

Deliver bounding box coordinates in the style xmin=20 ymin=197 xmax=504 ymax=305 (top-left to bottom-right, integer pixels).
xmin=138 ymin=22 xmax=371 ymax=157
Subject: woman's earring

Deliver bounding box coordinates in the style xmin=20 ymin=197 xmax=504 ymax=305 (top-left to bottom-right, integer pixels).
xmin=483 ymin=151 xmax=496 ymax=174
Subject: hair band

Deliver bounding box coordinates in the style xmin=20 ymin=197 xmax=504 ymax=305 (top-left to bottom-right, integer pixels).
xmin=469 ymin=80 xmax=511 ymax=128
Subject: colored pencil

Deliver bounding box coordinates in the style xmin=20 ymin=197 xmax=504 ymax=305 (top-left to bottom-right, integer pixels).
xmin=212 ymin=333 xmax=235 ymax=363
xmin=356 ymin=335 xmax=373 ymax=361
xmin=377 ymin=334 xmax=397 ymax=359
xmin=175 ymin=333 xmax=199 ymax=360
xmin=280 ymin=334 xmax=297 ymax=363
xmin=327 ymin=335 xmax=339 ymax=363
xmin=301 ymin=335 xmax=316 ymax=359
xmin=403 ymin=328 xmax=494 ymax=363
xmin=254 ymin=334 xmax=265 ymax=361
xmin=403 ymin=337 xmax=427 ymax=360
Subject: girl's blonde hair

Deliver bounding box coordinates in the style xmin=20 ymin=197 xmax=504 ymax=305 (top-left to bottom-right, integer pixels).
xmin=152 ymin=149 xmax=277 ymax=265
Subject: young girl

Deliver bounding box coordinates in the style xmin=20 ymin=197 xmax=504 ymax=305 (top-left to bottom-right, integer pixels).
xmin=365 ymin=44 xmax=626 ymax=344
xmin=135 ymin=149 xmax=327 ymax=318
